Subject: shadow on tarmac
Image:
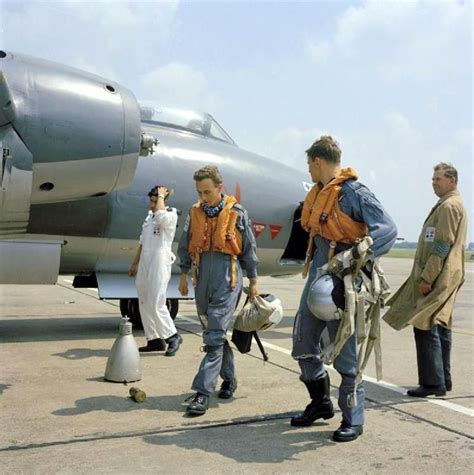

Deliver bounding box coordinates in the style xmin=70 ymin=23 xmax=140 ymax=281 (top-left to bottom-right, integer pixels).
xmin=143 ymin=419 xmax=336 ymax=463
xmin=53 ymin=348 xmax=178 ymax=360
xmin=52 ymin=348 xmax=111 ymax=359
xmin=52 ymin=393 xmax=220 ymax=416
xmin=0 ymin=383 xmax=11 ymax=395
xmin=265 ymin=316 xmax=294 ymax=329
xmin=259 ymin=330 xmax=295 ymax=340
xmin=0 ymin=317 xmax=123 ymax=343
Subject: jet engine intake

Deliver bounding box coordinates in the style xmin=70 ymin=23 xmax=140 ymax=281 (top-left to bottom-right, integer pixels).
xmin=0 ymin=51 xmax=144 ymax=235
xmin=0 ymin=51 xmax=142 ymax=204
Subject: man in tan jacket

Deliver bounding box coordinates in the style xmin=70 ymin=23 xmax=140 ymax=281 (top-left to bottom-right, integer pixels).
xmin=384 ymin=163 xmax=467 ymax=397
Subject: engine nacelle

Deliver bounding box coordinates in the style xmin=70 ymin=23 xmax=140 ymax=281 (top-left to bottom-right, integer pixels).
xmin=0 ymin=50 xmax=142 ymax=235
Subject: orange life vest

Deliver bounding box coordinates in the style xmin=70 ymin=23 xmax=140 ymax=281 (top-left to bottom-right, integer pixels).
xmin=301 ymin=168 xmax=368 ymax=276
xmin=188 ymin=195 xmax=242 ymax=287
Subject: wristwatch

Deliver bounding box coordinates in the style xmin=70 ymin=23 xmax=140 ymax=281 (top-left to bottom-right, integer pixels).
xmin=158 ymin=194 xmax=166 ymax=199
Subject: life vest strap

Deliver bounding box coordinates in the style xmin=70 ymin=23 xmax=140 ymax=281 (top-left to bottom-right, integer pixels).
xmin=191 ymin=253 xmax=200 ymax=287
xmin=231 ymin=256 xmax=237 ymax=289
xmin=302 ymin=231 xmax=315 ymax=279
xmin=323 ymin=253 xmax=389 ymax=407
xmin=328 ymin=240 xmax=337 ymax=261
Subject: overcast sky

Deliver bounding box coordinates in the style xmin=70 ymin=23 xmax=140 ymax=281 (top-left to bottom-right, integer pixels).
xmin=1 ymin=0 xmax=472 ymax=241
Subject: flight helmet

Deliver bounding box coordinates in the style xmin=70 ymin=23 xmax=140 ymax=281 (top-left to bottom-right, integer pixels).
xmin=307 ymin=271 xmax=344 ymax=322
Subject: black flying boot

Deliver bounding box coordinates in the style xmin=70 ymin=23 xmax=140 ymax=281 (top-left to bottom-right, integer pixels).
xmin=186 ymin=393 xmax=209 ymax=416
xmin=333 ymin=420 xmax=363 ymax=442
xmin=218 ymin=378 xmax=238 ymax=399
xmin=139 ymin=338 xmax=166 ymax=352
xmin=407 ymin=385 xmax=446 ymax=397
xmin=165 ymin=333 xmax=183 ymax=357
xmin=291 ymin=373 xmax=335 ymax=427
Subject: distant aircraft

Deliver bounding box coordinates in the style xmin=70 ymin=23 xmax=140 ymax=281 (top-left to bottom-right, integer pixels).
xmin=0 ymin=51 xmax=309 ymax=326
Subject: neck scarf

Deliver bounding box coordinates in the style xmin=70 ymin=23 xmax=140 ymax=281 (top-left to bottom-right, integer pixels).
xmin=202 ymin=195 xmax=225 ymax=217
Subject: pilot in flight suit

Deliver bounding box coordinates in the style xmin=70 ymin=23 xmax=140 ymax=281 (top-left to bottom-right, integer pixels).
xmin=178 ymin=165 xmax=258 ymax=416
xmin=292 ymin=136 xmax=397 ymax=442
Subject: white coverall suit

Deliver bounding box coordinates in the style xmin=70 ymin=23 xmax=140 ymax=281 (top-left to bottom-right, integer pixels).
xmin=136 ymin=208 xmax=178 ymax=341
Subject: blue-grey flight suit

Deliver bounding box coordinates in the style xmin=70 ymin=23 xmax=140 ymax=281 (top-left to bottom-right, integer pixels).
xmin=292 ymin=179 xmax=397 ymax=426
xmin=178 ymin=203 xmax=258 ymax=396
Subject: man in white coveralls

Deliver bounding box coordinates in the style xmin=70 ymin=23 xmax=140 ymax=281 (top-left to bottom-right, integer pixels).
xmin=129 ymin=185 xmax=182 ymax=357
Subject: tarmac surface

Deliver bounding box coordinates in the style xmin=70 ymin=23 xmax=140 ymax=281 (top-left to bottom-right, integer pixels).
xmin=0 ymin=257 xmax=473 ymax=474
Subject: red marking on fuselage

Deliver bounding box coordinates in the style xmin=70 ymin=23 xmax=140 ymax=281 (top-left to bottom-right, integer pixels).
xmin=223 ymin=183 xmax=241 ymax=203
xmin=252 ymin=222 xmax=266 ymax=238
xmin=269 ymin=224 xmax=282 ymax=240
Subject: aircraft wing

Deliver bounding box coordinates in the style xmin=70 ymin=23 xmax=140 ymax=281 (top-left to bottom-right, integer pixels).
xmin=95 ymin=273 xmax=194 ymax=300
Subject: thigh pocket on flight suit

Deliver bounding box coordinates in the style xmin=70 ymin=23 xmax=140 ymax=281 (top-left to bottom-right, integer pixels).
xmin=197 ymin=314 xmax=209 ymax=330
xmin=293 ymin=310 xmax=303 ymax=342
xmin=224 ymin=257 xmax=232 ymax=286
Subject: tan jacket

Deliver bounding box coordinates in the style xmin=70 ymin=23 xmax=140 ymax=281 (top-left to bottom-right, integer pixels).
xmin=383 ymin=190 xmax=467 ymax=330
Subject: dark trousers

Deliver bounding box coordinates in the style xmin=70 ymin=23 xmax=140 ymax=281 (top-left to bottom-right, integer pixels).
xmin=413 ymin=325 xmax=452 ymax=389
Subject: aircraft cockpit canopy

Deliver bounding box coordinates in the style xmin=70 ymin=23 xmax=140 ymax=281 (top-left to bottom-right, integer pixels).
xmin=139 ymin=105 xmax=235 ymax=145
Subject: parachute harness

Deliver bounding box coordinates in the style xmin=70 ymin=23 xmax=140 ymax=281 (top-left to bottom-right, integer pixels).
xmin=322 ymin=236 xmax=391 ymax=407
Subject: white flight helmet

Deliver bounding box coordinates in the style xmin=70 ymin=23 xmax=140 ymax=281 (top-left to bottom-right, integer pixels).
xmin=307 ymin=270 xmax=343 ymax=322
xmin=234 ymin=294 xmax=284 ymax=332
xmin=259 ymin=294 xmax=284 ymax=330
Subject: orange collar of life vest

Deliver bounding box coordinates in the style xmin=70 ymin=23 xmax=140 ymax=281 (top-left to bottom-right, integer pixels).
xmin=301 ymin=167 xmax=366 ymax=241
xmin=188 ymin=195 xmax=242 ymax=288
xmin=188 ymin=194 xmax=242 ymax=257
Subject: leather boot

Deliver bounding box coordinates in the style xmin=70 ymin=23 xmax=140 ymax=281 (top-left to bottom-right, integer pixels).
xmin=333 ymin=420 xmax=363 ymax=442
xmin=218 ymin=378 xmax=238 ymax=399
xmin=165 ymin=333 xmax=182 ymax=357
xmin=139 ymin=338 xmax=166 ymax=352
xmin=186 ymin=393 xmax=209 ymax=416
xmin=291 ymin=373 xmax=334 ymax=427
xmin=407 ymin=385 xmax=446 ymax=397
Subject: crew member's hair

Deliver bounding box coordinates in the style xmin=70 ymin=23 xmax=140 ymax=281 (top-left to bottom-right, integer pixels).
xmin=306 ymin=135 xmax=341 ymax=164
xmin=148 ymin=185 xmax=170 ymax=200
xmin=434 ymin=162 xmax=458 ymax=184
xmin=193 ymin=165 xmax=223 ymax=185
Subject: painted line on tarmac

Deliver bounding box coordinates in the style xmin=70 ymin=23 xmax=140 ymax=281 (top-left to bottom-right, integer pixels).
xmin=177 ymin=314 xmax=474 ymax=418
xmin=253 ymin=339 xmax=474 ymax=417
xmin=360 ymin=375 xmax=474 ymax=417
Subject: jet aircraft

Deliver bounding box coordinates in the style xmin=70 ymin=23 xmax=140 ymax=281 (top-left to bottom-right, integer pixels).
xmin=0 ymin=51 xmax=309 ymax=326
